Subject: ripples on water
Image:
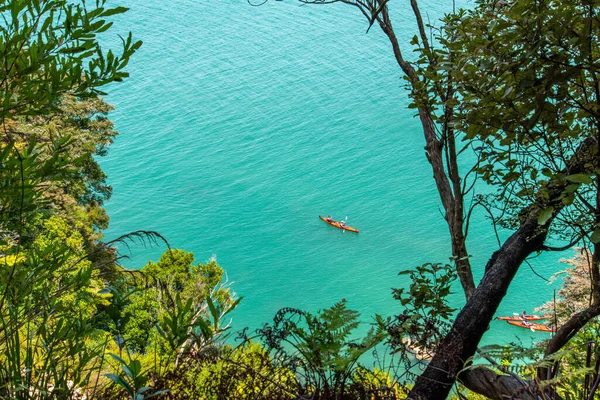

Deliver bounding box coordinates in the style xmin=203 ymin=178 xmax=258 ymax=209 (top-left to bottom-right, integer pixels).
xmin=102 ymin=0 xmax=561 ymax=346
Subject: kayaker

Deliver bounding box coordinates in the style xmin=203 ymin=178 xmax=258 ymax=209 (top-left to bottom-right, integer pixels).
xmin=520 ymin=311 xmax=528 ymax=324
xmin=326 ymin=216 xmax=333 ymax=222
xmin=340 ymin=220 xmax=347 ymax=227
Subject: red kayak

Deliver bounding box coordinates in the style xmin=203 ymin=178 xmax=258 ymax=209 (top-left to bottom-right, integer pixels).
xmin=319 ymin=216 xmax=359 ymax=233
xmin=497 ymin=315 xmax=549 ymax=321
xmin=506 ymin=320 xmax=555 ymax=332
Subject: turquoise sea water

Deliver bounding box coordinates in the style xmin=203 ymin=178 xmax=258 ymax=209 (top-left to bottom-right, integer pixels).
xmin=101 ymin=0 xmax=565 ymax=350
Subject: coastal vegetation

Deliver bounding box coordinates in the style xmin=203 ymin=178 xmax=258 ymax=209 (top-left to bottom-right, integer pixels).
xmin=2 ymin=0 xmax=600 ymax=399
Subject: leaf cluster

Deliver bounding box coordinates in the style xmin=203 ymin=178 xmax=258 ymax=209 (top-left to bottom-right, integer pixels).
xmin=254 ymin=299 xmax=387 ymax=398
xmin=0 ymin=0 xmax=141 ymax=119
xmin=451 ymin=0 xmax=600 ymax=242
xmin=386 ymin=263 xmax=457 ymax=363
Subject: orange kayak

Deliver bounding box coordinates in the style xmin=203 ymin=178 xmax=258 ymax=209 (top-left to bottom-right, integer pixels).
xmin=497 ymin=315 xmax=549 ymax=321
xmin=506 ymin=320 xmax=555 ymax=332
xmin=319 ymin=216 xmax=359 ymax=233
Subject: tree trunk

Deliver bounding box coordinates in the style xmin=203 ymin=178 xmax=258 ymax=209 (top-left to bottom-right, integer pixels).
xmin=379 ymin=2 xmax=476 ymax=299
xmin=418 ymin=108 xmax=475 ymax=299
xmin=451 ymin=223 xmax=474 ymax=299
xmin=407 ymin=216 xmax=547 ymax=399
xmin=338 ymin=0 xmax=477 ymax=301
xmin=407 ymin=138 xmax=596 ymax=399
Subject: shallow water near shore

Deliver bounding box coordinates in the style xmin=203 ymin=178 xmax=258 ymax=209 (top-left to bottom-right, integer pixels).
xmin=101 ymin=0 xmax=565 ymax=355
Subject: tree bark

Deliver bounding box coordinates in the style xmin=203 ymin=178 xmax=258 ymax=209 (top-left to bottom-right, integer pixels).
xmin=460 ymin=367 xmax=545 ymax=400
xmin=451 ymin=221 xmax=475 ymax=299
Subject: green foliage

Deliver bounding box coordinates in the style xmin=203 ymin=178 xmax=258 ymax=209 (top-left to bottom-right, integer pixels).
xmin=0 ymin=214 xmax=106 ymax=398
xmin=256 ymin=299 xmax=388 ymax=398
xmin=386 ymin=263 xmax=457 ymax=362
xmin=14 ymin=94 xmax=120 ymax=207
xmin=120 ymin=250 xmax=239 ymax=359
xmin=0 ymin=137 xmax=74 ymax=234
xmin=121 ymin=290 xmax=159 ymax=353
xmin=0 ymin=305 xmax=104 ymax=399
xmin=350 ymin=366 xmax=406 ymax=399
xmin=95 ymin=249 xmax=242 ymax=398
xmin=535 ymin=250 xmax=600 ymax=398
xmin=0 ymin=0 xmax=142 ymax=119
xmin=550 ymin=321 xmax=600 ymax=399
xmin=105 ymin=353 xmax=169 ymax=400
xmin=0 ymin=0 xmax=144 ymax=398
xmin=157 ymin=341 xmax=296 ymax=400
xmin=143 ymin=249 xmax=195 ymax=293
xmin=451 ymin=0 xmax=600 ymax=239
xmin=156 ymin=294 xmax=210 ymax=353
xmin=35 ymin=216 xmax=111 ymax=311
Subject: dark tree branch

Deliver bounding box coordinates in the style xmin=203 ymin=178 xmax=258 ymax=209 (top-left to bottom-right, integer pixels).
xmin=407 ymin=138 xmax=597 ymax=400
xmin=538 ymin=300 xmax=600 ymax=381
xmin=410 ymin=0 xmax=432 ymax=61
xmin=460 ymin=366 xmax=548 ymax=400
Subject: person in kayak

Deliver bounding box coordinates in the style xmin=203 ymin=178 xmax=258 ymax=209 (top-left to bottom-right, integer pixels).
xmin=520 ymin=311 xmax=527 ymax=319
xmin=520 ymin=311 xmax=530 ymax=325
xmin=339 ymin=220 xmax=347 ymax=227
xmin=326 ymin=216 xmax=333 ymax=222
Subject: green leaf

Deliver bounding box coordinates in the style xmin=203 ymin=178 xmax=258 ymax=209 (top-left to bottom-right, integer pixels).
xmin=591 ymin=228 xmax=600 ymax=243
xmin=519 ymin=79 xmax=534 ymax=88
xmin=502 ymin=86 xmax=513 ymax=98
xmin=207 ymin=297 xmax=218 ymax=323
xmin=121 ymin=365 xmax=133 ymax=380
xmin=101 ymin=6 xmax=129 ymax=17
xmin=564 ymin=184 xmax=580 ymax=193
xmin=538 ymin=206 xmax=554 ymax=225
xmin=566 ymin=174 xmax=592 ymax=184
xmin=223 ymin=296 xmax=243 ymax=317
xmin=105 ymin=373 xmax=132 ymax=394
xmin=145 ymin=390 xmax=171 ymax=399
xmin=130 ymin=359 xmax=142 ymax=377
